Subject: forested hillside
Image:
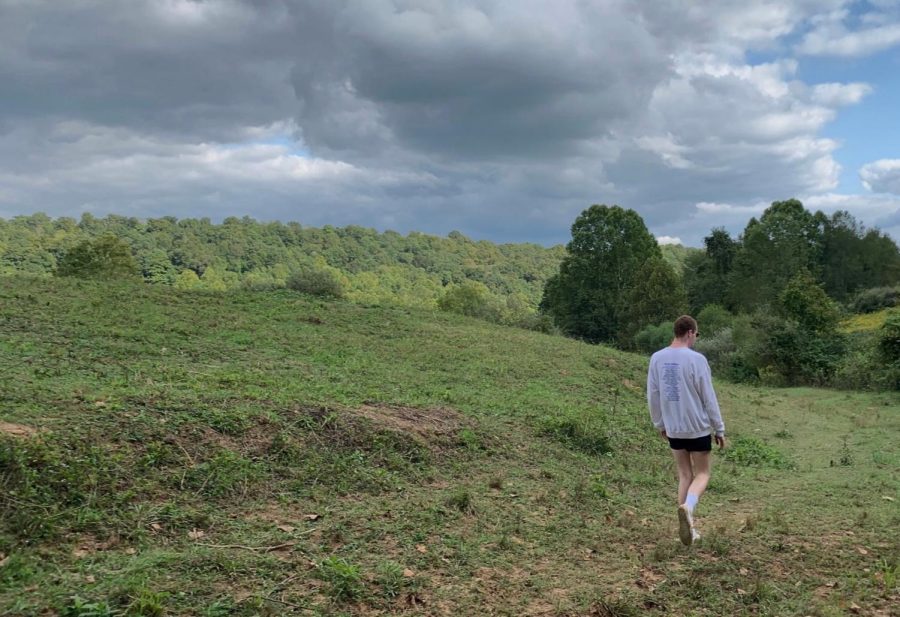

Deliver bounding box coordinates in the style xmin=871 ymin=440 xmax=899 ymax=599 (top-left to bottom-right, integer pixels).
xmin=0 ymin=213 xmax=565 ymax=315
xmin=5 ymin=199 xmax=900 ymax=390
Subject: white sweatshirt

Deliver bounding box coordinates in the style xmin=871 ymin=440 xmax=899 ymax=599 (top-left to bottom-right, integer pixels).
xmin=647 ymin=346 xmax=725 ymax=439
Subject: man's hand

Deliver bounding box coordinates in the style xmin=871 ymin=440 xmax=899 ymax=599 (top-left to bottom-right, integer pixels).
xmin=715 ymin=434 xmax=726 ymax=450
xmin=659 ymin=430 xmax=668 ymax=440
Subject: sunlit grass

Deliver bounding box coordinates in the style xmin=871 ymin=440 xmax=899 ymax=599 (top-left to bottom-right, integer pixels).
xmin=1 ymin=275 xmax=898 ymax=616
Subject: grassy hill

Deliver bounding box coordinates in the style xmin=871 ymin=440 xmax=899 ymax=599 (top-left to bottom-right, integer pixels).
xmin=1 ymin=276 xmax=898 ymax=616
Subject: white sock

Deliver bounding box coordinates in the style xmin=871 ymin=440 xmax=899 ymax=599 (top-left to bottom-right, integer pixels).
xmin=684 ymin=493 xmax=699 ymax=513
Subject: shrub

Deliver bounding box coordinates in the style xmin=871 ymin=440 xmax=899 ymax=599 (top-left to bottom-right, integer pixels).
xmin=695 ymin=327 xmax=735 ymax=368
xmin=696 ymin=304 xmax=733 ymax=336
xmin=830 ymin=326 xmax=900 ymax=391
xmin=779 ymin=269 xmax=841 ymax=333
xmin=437 ymin=281 xmax=503 ymax=322
xmin=513 ymin=312 xmax=559 ymax=334
xmin=286 ymin=267 xmax=346 ymax=298
xmin=56 ymin=235 xmax=139 ymax=280
xmin=745 ymin=312 xmax=845 ymax=386
xmin=879 ymin=311 xmax=900 ymax=362
xmin=851 ymin=286 xmax=900 ymax=314
xmin=694 ymin=327 xmax=757 ymax=383
xmin=633 ymin=321 xmax=671 ymax=354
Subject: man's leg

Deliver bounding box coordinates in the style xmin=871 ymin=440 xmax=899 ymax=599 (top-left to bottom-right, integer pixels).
xmin=671 ymin=449 xmax=696 ymax=545
xmin=671 ymin=449 xmax=693 ymax=506
xmin=685 ymin=450 xmax=712 ymax=507
xmin=682 ymin=451 xmax=712 ymax=544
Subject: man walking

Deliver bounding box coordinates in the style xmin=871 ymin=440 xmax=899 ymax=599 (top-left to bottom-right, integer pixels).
xmin=647 ymin=315 xmax=726 ymax=545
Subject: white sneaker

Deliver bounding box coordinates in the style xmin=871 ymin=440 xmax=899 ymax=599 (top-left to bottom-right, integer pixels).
xmin=678 ymin=505 xmax=694 ymax=546
xmin=691 ymin=528 xmax=701 ymax=543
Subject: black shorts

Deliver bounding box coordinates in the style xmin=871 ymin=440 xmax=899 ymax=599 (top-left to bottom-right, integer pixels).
xmin=668 ymin=435 xmax=712 ymax=452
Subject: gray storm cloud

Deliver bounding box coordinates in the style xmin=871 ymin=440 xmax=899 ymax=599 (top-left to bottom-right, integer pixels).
xmin=0 ymin=0 xmax=898 ymax=245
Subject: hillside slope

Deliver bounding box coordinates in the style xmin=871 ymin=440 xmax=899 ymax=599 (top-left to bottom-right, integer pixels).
xmin=1 ymin=276 xmax=897 ymax=616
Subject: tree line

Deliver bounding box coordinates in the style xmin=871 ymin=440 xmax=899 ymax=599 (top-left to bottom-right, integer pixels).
xmin=0 ymin=212 xmax=566 ymax=327
xmin=3 ymin=202 xmax=898 ymax=390
xmin=542 ymin=201 xmax=900 ymax=390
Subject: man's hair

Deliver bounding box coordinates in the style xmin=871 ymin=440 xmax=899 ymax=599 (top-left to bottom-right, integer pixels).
xmin=674 ymin=315 xmax=698 ymax=338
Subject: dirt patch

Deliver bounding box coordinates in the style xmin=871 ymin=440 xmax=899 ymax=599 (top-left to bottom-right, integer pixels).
xmin=622 ymin=379 xmax=640 ymax=391
xmin=0 ymin=421 xmax=40 ymax=438
xmin=353 ymin=404 xmax=467 ymax=447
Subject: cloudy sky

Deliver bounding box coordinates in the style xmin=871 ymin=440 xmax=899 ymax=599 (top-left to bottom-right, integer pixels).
xmin=2 ymin=0 xmax=900 ymax=246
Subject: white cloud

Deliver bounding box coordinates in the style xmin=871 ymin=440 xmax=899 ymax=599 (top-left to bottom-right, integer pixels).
xmin=656 ymin=235 xmax=683 ymax=245
xmin=797 ymin=5 xmax=900 ymax=57
xmin=860 ymin=159 xmax=900 ymax=194
xmin=810 ymin=82 xmax=873 ymax=106
xmin=695 ymin=202 xmax=767 ymax=214
xmin=802 ymin=192 xmax=900 ymax=239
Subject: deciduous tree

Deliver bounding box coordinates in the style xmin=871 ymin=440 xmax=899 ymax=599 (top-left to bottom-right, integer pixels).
xmin=541 ymin=204 xmax=660 ymax=343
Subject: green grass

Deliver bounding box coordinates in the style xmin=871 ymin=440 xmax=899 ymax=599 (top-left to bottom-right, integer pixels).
xmin=840 ymin=308 xmax=895 ymax=333
xmin=1 ymin=275 xmax=898 ymax=615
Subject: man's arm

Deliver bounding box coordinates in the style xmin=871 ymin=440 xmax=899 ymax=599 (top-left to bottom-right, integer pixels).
xmin=698 ymin=357 xmax=725 ymax=438
xmin=647 ymin=357 xmax=665 ymax=433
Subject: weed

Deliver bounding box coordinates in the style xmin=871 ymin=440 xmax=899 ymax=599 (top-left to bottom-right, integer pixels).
xmin=541 ymin=416 xmax=611 ymax=456
xmin=375 ymin=560 xmax=407 ymax=599
xmin=186 ymin=449 xmax=264 ymax=498
xmin=201 ymin=408 xmax=252 ymax=436
xmin=62 ymin=597 xmax=117 ymax=617
xmin=586 ymin=597 xmax=640 ymax=617
xmin=202 ymin=599 xmax=236 ymax=617
xmin=874 ymin=557 xmax=898 ymax=590
xmin=267 ymin=431 xmax=304 ymax=464
xmin=0 ymin=552 xmax=35 ymax=591
xmin=837 ymin=436 xmax=853 ymax=467
xmin=446 ymin=490 xmax=476 ymax=514
xmin=773 ymin=424 xmax=793 ymax=439
xmin=740 ymin=515 xmax=758 ymax=532
xmin=701 ymin=529 xmax=733 ymax=557
xmin=488 ymin=476 xmax=503 ymax=490
xmin=124 ymin=589 xmax=166 ymax=616
xmin=724 ymin=436 xmax=794 ymax=469
xmin=590 ymin=475 xmax=610 ymax=500
xmin=497 ymin=532 xmax=513 ymax=550
xmin=649 ymin=542 xmax=678 ymax=563
xmin=457 ymin=428 xmax=482 ymax=451
xmin=318 ymin=557 xmax=363 ymax=601
xmin=740 ymin=574 xmax=777 ymax=605
xmin=0 ymin=436 xmax=130 ymax=539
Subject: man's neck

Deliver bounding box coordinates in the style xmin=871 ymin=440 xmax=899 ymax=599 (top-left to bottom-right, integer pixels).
xmin=670 ymin=337 xmax=691 ymax=349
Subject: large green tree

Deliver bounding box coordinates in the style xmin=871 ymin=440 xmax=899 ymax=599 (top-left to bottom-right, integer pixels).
xmin=684 ymin=228 xmax=738 ymax=312
xmin=540 ymin=204 xmax=661 ymax=343
xmin=821 ymin=211 xmax=900 ymax=301
xmin=727 ymin=199 xmax=825 ymax=311
xmin=621 ymin=257 xmax=687 ymax=347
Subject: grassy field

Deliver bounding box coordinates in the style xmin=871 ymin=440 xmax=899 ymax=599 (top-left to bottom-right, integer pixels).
xmin=1 ymin=276 xmax=898 ymax=616
xmin=841 ymin=308 xmax=896 ymax=333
